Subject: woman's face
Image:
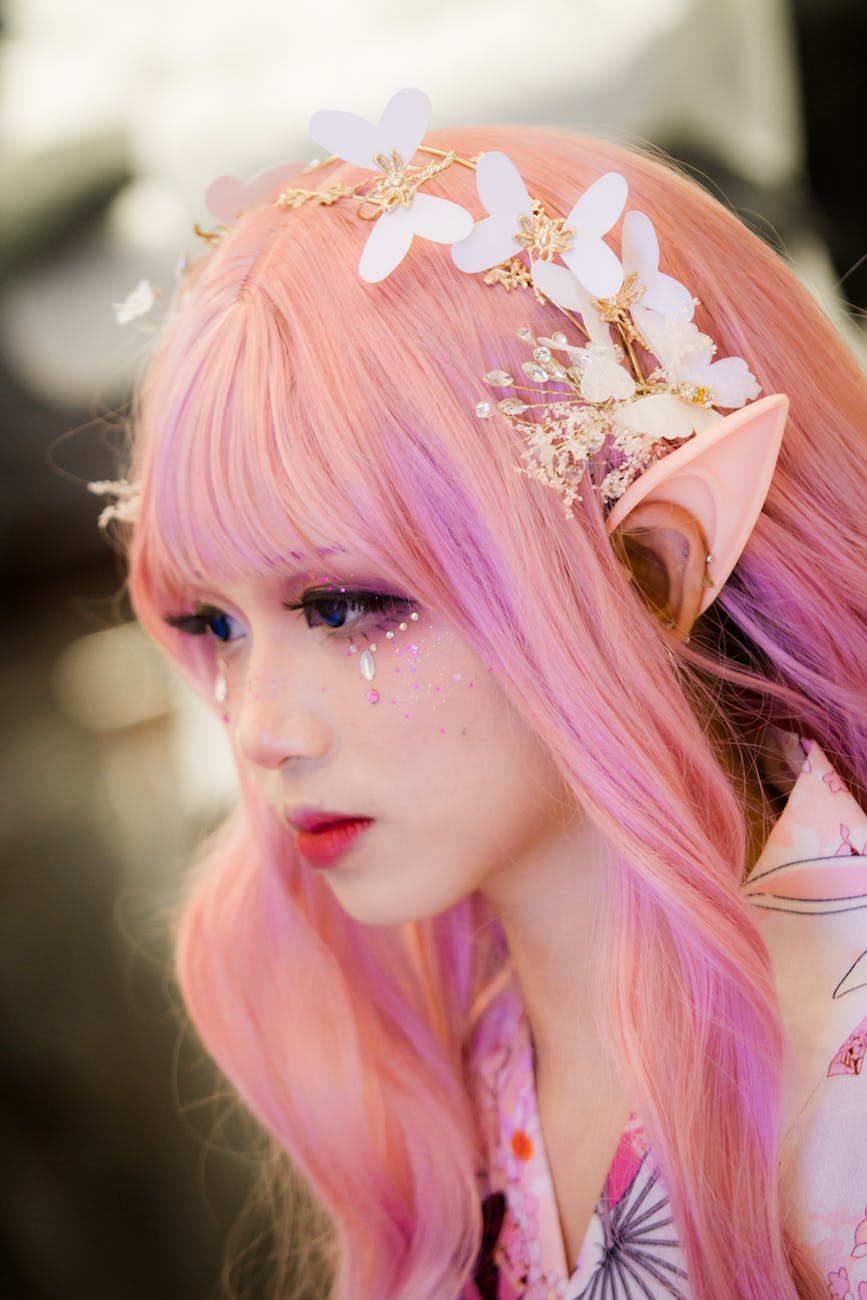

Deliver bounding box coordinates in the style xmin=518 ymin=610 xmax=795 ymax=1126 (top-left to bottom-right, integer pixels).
xmin=168 ymin=550 xmax=578 ymax=925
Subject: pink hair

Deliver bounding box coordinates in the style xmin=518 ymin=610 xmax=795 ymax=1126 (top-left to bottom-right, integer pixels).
xmin=126 ymin=125 xmax=867 ymax=1298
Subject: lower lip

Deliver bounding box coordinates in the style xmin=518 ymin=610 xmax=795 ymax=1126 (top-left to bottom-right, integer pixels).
xmin=294 ymin=819 xmax=373 ymax=869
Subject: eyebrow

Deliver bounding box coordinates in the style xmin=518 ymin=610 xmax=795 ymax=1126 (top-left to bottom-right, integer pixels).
xmin=288 ymin=545 xmax=348 ymax=561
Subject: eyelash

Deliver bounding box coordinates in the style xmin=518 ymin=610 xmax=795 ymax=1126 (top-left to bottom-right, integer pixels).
xmin=166 ymin=589 xmax=416 ymax=644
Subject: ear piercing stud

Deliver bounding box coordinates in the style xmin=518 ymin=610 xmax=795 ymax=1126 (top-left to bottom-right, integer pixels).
xmin=702 ymin=553 xmax=715 ymax=590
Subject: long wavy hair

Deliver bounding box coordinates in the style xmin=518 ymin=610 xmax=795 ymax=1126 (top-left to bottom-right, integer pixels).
xmin=125 ymin=124 xmax=867 ymax=1298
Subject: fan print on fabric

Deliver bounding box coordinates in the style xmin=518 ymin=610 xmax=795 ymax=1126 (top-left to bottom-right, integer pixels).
xmin=470 ymin=1137 xmax=688 ymax=1300
xmin=566 ymin=1154 xmax=687 ymax=1300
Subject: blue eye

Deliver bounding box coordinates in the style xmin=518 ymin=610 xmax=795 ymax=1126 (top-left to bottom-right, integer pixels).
xmin=285 ymin=588 xmax=416 ymax=635
xmin=164 ymin=606 xmax=241 ymax=643
xmin=208 ymin=612 xmax=233 ymax=641
xmin=163 ymin=590 xmax=418 ymax=644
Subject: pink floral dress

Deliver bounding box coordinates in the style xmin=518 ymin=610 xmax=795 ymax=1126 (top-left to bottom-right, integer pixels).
xmin=463 ymin=739 xmax=867 ymax=1299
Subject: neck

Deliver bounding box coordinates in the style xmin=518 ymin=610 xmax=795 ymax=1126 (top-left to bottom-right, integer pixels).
xmin=480 ymin=811 xmax=626 ymax=1101
xmin=479 ymin=726 xmax=800 ymax=1096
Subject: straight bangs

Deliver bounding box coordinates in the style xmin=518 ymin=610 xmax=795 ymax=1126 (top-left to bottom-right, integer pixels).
xmin=129 ymin=149 xmax=612 ymax=641
xmin=132 ymin=297 xmax=363 ymax=606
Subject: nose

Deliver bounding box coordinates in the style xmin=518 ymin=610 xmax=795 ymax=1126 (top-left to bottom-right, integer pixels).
xmin=235 ymin=669 xmax=334 ymax=771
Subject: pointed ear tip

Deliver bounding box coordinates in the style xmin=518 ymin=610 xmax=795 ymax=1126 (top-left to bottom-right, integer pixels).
xmin=604 ymin=393 xmax=789 ymax=536
xmin=753 ymin=391 xmax=789 ymax=426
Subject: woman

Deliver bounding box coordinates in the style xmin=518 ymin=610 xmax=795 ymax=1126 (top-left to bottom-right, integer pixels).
xmin=110 ymin=89 xmax=867 ymax=1298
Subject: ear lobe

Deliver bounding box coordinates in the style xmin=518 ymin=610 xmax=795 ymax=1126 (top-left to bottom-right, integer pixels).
xmin=605 ymin=394 xmax=789 ymax=614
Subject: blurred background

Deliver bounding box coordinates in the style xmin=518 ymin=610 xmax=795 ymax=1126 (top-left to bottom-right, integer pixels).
xmin=1 ymin=0 xmax=864 ymax=1295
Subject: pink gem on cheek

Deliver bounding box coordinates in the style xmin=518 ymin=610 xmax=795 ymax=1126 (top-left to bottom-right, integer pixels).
xmin=372 ymin=621 xmax=476 ymax=724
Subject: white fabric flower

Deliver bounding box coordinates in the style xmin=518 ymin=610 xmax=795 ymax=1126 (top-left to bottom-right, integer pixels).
xmin=684 ymin=351 xmax=761 ymax=408
xmin=530 ymin=259 xmax=589 ymax=311
xmin=577 ymin=340 xmax=636 ymax=403
xmin=539 ymin=284 xmax=635 ymax=403
xmin=112 ymin=279 xmax=156 ymax=325
xmin=618 ymin=309 xmax=759 ymax=439
xmin=452 ymin=151 xmax=627 ymax=298
xmin=621 ymin=211 xmax=694 ymax=320
xmin=451 ymin=151 xmax=532 ymax=272
xmin=309 ymin=87 xmax=473 ymax=282
xmin=617 ymin=392 xmax=722 ymax=440
xmin=641 ymin=312 xmax=761 ymax=408
xmin=641 ymin=312 xmax=712 ymax=375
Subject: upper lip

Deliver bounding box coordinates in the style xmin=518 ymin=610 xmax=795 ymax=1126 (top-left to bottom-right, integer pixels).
xmin=287 ymin=806 xmax=372 ymax=832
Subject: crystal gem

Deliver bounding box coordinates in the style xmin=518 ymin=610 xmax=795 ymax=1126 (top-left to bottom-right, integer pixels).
xmin=398 ymin=622 xmax=408 ymax=631
xmin=360 ymin=649 xmax=376 ymax=681
xmin=484 ymin=370 xmax=514 ymax=387
xmin=534 ymin=346 xmax=552 ymax=363
xmin=551 ymin=332 xmax=567 ymax=345
xmin=516 ymin=326 xmax=533 ymax=342
xmin=499 ymin=398 xmax=529 ymax=415
xmin=409 ymin=611 xmax=420 ymax=621
xmin=386 ymin=630 xmax=395 ymax=639
xmin=475 ymin=401 xmax=493 ymax=419
xmin=366 ymin=689 xmax=380 ymax=703
xmin=214 ymin=673 xmax=227 ymax=703
xmin=522 ymin=362 xmax=549 ymax=383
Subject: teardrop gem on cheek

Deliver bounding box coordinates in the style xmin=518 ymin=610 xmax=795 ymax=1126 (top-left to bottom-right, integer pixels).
xmin=359 ymin=649 xmax=376 ymax=681
xmin=214 ymin=666 xmax=228 ymax=703
xmin=366 ymin=689 xmax=379 ymax=704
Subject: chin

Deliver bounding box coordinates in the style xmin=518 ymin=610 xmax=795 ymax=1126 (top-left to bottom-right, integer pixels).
xmin=324 ymin=874 xmax=464 ymax=928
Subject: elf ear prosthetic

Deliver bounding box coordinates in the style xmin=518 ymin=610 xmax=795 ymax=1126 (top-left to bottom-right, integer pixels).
xmin=606 ymin=394 xmax=789 ymax=637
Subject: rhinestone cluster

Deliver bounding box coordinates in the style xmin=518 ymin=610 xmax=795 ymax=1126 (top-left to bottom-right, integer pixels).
xmin=476 ymin=324 xmax=671 ymax=516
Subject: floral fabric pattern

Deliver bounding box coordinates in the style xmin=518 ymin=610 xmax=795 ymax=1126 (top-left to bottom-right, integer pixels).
xmin=463 ymin=739 xmax=867 ymax=1298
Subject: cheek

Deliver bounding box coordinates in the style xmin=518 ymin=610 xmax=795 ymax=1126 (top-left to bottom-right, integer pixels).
xmin=218 ymin=613 xmax=505 ymax=755
xmin=359 ymin=621 xmax=560 ymax=827
xmin=351 ymin=617 xmax=494 ymax=737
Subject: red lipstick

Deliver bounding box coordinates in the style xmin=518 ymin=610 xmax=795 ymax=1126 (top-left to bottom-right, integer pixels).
xmin=288 ymin=808 xmax=374 ymax=869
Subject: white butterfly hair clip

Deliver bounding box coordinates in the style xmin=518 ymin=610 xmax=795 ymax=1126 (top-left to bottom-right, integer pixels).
xmin=307 ymin=88 xmax=474 ymax=282
xmin=107 ymin=86 xmax=767 ymax=532
xmin=451 ymin=150 xmax=627 ymax=301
